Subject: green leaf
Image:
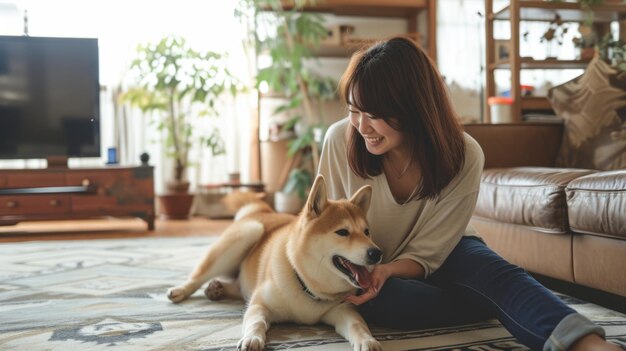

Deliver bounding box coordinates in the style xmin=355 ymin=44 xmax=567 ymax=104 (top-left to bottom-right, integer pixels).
xmin=283 ymin=168 xmax=312 ymax=199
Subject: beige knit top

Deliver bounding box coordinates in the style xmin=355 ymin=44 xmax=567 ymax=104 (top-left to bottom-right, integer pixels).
xmin=317 ymin=118 xmax=485 ymax=278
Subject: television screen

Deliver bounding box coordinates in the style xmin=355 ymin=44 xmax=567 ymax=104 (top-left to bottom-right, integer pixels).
xmin=0 ymin=36 xmax=100 ymax=159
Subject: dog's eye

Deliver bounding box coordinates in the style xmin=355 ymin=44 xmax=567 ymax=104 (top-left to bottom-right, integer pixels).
xmin=335 ymin=229 xmax=350 ymax=237
xmin=364 ymin=228 xmax=370 ymax=236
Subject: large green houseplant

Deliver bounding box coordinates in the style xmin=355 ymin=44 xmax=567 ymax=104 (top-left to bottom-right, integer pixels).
xmin=238 ymin=0 xmax=338 ymax=211
xmin=122 ymin=35 xmax=239 ymax=218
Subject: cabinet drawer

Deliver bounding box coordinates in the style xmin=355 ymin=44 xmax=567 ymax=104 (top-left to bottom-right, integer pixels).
xmin=71 ymin=195 xmax=119 ymax=212
xmin=6 ymin=172 xmax=66 ymax=188
xmin=0 ymin=195 xmax=71 ymax=216
xmin=66 ymin=170 xmax=133 ymax=189
xmin=0 ymin=174 xmax=6 ymax=188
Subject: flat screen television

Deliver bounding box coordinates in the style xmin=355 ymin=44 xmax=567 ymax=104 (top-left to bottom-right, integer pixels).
xmin=0 ymin=35 xmax=100 ymax=159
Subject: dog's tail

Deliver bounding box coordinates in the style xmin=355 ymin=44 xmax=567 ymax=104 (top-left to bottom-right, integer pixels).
xmin=222 ymin=191 xmax=273 ymax=220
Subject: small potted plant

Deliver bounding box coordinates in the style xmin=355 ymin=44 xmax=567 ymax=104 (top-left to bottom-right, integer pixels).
xmin=598 ymin=33 xmax=626 ymax=70
xmin=121 ymin=35 xmax=240 ymax=219
xmin=572 ymin=24 xmax=599 ymax=60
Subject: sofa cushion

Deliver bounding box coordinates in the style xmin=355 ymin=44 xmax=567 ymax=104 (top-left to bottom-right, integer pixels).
xmin=566 ymin=170 xmax=626 ymax=239
xmin=475 ymin=167 xmax=596 ymax=233
xmin=547 ymin=56 xmax=626 ymax=171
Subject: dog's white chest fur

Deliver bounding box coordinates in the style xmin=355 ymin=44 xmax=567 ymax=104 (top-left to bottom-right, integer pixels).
xmin=240 ymin=251 xmax=343 ymax=324
xmin=256 ymin=281 xmax=343 ymax=324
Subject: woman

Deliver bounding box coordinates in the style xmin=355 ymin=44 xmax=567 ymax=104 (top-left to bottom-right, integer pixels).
xmin=317 ymin=36 xmax=619 ymax=351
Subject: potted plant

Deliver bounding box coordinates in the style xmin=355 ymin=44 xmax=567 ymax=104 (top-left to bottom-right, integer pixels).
xmin=121 ymin=35 xmax=240 ymax=219
xmin=598 ymin=33 xmax=626 ymax=70
xmin=572 ymin=24 xmax=598 ymax=60
xmin=238 ymin=0 xmax=338 ymax=213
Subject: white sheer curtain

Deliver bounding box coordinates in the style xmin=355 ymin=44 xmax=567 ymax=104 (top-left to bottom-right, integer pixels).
xmin=0 ymin=0 xmax=255 ymax=193
xmin=437 ymin=0 xmax=486 ymax=123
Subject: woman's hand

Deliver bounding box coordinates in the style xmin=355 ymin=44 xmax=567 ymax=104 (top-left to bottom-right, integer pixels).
xmin=344 ymin=259 xmax=424 ymax=305
xmin=345 ymin=264 xmax=392 ymax=305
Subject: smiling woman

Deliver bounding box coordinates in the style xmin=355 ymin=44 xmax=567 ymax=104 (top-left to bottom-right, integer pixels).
xmin=318 ymin=36 xmax=622 ymax=351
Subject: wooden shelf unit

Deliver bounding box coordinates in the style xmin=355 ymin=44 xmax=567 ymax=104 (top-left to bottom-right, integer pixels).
xmin=490 ymin=58 xmax=592 ymax=70
xmin=492 ymin=1 xmax=626 ymax=22
xmin=485 ymin=0 xmax=626 ymax=123
xmin=0 ymin=166 xmax=155 ymax=230
xmin=277 ymin=0 xmax=427 ymax=17
xmin=271 ymin=0 xmax=436 ymax=61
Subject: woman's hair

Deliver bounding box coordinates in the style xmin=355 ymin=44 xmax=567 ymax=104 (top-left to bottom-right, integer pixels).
xmin=339 ymin=36 xmax=465 ymax=200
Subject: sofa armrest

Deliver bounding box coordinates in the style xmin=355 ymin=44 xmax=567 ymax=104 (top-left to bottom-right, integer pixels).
xmin=464 ymin=123 xmax=563 ymax=168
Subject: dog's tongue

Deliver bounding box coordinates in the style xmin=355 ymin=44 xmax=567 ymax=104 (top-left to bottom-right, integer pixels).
xmin=345 ymin=262 xmax=372 ymax=289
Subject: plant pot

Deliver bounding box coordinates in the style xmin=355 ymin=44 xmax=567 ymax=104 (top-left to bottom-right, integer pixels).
xmin=166 ymin=180 xmax=190 ymax=193
xmin=158 ymin=192 xmax=194 ymax=219
xmin=579 ymin=47 xmax=595 ymax=61
xmin=274 ymin=191 xmax=304 ymax=214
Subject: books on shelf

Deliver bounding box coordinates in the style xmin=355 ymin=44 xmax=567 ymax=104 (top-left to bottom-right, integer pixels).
xmin=522 ymin=113 xmax=564 ymax=123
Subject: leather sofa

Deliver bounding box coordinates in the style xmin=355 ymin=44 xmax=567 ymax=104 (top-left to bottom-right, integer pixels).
xmin=464 ymin=123 xmax=626 ymax=298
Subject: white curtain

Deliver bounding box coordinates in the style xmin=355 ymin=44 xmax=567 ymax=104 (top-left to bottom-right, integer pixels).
xmin=438 ymin=0 xmax=486 ymax=123
xmin=0 ymin=0 xmax=255 ymax=193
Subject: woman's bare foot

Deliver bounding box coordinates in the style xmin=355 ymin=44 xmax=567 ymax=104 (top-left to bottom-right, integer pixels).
xmin=569 ymin=333 xmax=622 ymax=351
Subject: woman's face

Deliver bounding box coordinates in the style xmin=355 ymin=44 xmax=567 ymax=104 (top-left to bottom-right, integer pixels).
xmin=348 ymin=105 xmax=405 ymax=156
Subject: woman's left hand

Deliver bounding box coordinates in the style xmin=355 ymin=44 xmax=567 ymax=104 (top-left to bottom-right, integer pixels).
xmin=345 ymin=263 xmax=392 ymax=305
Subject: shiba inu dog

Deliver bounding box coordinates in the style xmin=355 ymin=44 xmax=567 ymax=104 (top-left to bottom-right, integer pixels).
xmin=167 ymin=175 xmax=383 ymax=351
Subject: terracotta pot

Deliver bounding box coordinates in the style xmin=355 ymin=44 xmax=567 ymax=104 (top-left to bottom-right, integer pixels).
xmin=580 ymin=47 xmax=595 ymax=61
xmin=166 ymin=180 xmax=190 ymax=193
xmin=158 ymin=192 xmax=194 ymax=219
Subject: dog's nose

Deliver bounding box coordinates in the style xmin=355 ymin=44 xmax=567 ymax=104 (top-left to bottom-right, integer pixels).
xmin=367 ymin=248 xmax=382 ymax=264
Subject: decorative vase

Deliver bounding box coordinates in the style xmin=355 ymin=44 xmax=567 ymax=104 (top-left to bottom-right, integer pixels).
xmin=159 ymin=180 xmax=193 ymax=219
xmin=158 ymin=192 xmax=194 ymax=220
xmin=580 ymin=47 xmax=595 ymax=61
xmin=274 ymin=191 xmax=304 ymax=214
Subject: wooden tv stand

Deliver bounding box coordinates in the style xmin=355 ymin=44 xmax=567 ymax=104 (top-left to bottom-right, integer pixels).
xmin=0 ymin=166 xmax=155 ymax=230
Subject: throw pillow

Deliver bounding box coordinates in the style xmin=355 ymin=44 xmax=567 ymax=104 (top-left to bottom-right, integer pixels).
xmin=548 ymin=56 xmax=626 ymax=170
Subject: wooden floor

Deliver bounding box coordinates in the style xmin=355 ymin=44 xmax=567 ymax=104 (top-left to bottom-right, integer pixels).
xmin=0 ymin=217 xmax=232 ymax=243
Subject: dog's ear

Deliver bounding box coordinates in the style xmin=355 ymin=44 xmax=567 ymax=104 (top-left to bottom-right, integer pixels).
xmin=305 ymin=175 xmax=328 ymax=217
xmin=349 ymin=185 xmax=372 ymax=214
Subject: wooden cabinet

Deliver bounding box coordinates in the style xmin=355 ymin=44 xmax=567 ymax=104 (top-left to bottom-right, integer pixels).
xmin=6 ymin=172 xmax=66 ymax=188
xmin=1 ymin=195 xmax=71 ymax=216
xmin=485 ymin=0 xmax=626 ymax=123
xmin=0 ymin=166 xmax=155 ymax=230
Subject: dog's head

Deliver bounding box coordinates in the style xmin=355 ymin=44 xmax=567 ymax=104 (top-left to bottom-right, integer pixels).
xmin=290 ymin=175 xmax=382 ymax=294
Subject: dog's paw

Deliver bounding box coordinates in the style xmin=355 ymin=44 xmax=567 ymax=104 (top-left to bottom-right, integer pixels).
xmin=237 ymin=335 xmax=265 ymax=351
xmin=353 ymin=338 xmax=382 ymax=351
xmin=166 ymin=286 xmax=189 ymax=303
xmin=204 ymin=280 xmax=224 ymax=300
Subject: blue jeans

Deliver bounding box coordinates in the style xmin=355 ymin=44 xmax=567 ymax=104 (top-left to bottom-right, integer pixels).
xmin=358 ymin=236 xmax=578 ymax=350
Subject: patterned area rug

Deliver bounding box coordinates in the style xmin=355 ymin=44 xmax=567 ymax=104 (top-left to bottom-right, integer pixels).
xmin=1 ymin=236 xmax=625 ymax=350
